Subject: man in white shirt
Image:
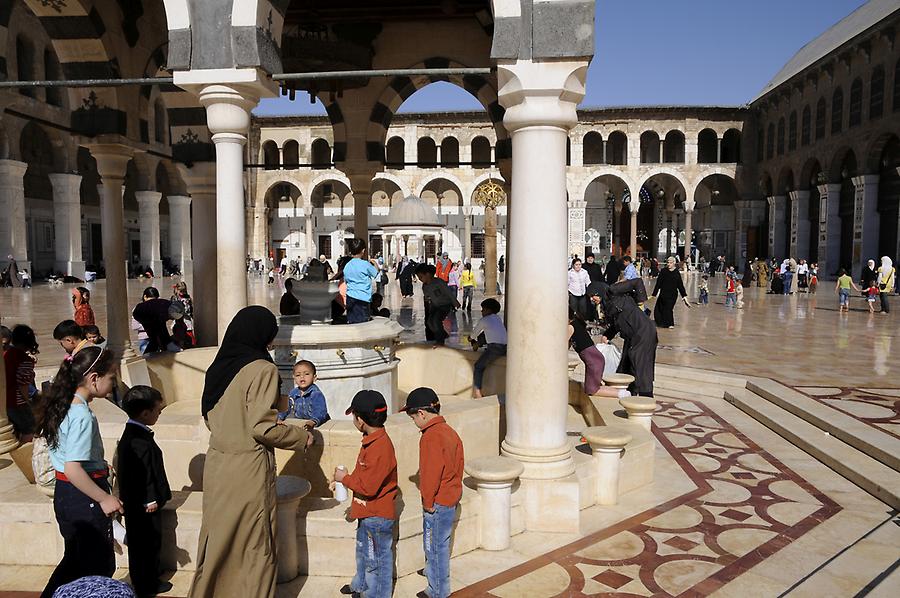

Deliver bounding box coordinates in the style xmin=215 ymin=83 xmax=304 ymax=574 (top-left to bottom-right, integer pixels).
xmin=568 ymin=258 xmax=591 ymax=319
xmin=469 ymin=298 xmax=507 ymax=398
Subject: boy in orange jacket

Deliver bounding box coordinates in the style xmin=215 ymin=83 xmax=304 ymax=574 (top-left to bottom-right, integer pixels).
xmin=334 ymin=390 xmax=398 ymax=598
xmin=401 ymin=387 xmax=464 ymax=598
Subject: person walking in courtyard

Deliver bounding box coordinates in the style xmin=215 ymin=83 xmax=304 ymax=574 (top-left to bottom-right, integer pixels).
xmin=398 ymin=257 xmax=417 ymax=298
xmin=400 ymin=387 xmax=464 ymax=598
xmin=698 ymin=274 xmax=710 ymax=305
xmin=416 ymin=264 xmax=460 ymax=345
xmin=460 ymin=262 xmax=475 ymax=312
xmin=865 ymin=279 xmax=880 ymax=313
xmin=725 ymin=274 xmax=737 ymax=307
xmin=877 ymin=256 xmax=894 ymax=314
xmin=435 ymin=252 xmax=452 ymax=283
xmin=835 ymin=269 xmax=860 ymax=313
xmin=72 ymin=287 xmax=95 ymax=328
xmin=583 ymin=254 xmax=603 ymax=283
xmin=568 ymin=258 xmax=591 ymax=320
xmin=4 ymin=324 xmax=39 ymax=442
xmin=39 ymin=346 xmax=123 ymax=598
xmin=652 ymin=257 xmax=689 ymax=328
xmin=190 ymin=306 xmax=308 ymax=598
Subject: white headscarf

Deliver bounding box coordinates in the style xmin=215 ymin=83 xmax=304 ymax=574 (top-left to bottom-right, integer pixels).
xmin=868 ymin=259 xmax=876 ymax=270
xmin=878 ymin=256 xmax=893 ymax=287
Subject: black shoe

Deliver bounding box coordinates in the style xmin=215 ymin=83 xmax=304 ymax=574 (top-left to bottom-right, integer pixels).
xmin=156 ymin=581 xmax=173 ymax=594
xmin=340 ymin=584 xmax=359 ymax=596
xmin=416 ymin=592 xmax=431 ymax=598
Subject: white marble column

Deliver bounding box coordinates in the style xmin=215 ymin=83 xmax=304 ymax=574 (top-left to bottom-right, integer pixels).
xmin=178 ymin=163 xmax=217 ymax=347
xmin=567 ymin=199 xmax=586 ymax=258
xmin=851 ymin=175 xmax=879 ymax=280
xmin=49 ymin=173 xmax=85 ymax=278
xmin=167 ymin=195 xmax=193 ymax=278
xmin=818 ymin=184 xmax=842 ymax=278
xmin=199 ymin=84 xmax=258 ymax=341
xmin=304 ymin=202 xmax=315 ymax=260
xmin=135 ymin=191 xmax=163 ymax=277
xmin=788 ymin=190 xmax=810 ymax=261
xmin=629 ymin=201 xmax=640 ymax=259
xmin=0 ymin=160 xmax=29 ymax=273
xmin=89 ymin=144 xmax=135 ymax=357
xmin=683 ymin=207 xmax=693 ymax=264
xmin=498 ymin=59 xmax=587 ymax=533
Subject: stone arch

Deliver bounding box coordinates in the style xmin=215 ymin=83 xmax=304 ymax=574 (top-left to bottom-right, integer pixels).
xmin=663 ymin=130 xmax=685 ymax=163
xmin=372 ymin=174 xmax=408 ymax=207
xmin=282 ymin=140 xmax=300 ymax=170
xmin=373 ymin=172 xmax=410 ymax=197
xmin=261 ymin=140 xmax=279 ymax=170
xmin=776 ymin=166 xmax=795 ymax=195
xmin=386 ymin=136 xmax=405 ymax=168
xmin=876 ymin=135 xmax=900 ymax=259
xmin=421 ymin=177 xmax=463 ymax=209
xmin=311 ymin=138 xmax=331 ymax=169
xmin=638 ymin=167 xmax=691 ymax=202
xmin=364 ymin=57 xmax=506 ymax=164
xmin=864 ymin=131 xmax=900 ymax=173
xmin=577 ymin=168 xmax=638 ymax=202
xmin=471 ymin=135 xmax=492 ymax=168
xmin=416 ymin=171 xmax=467 ymax=199
xmin=640 ymin=130 xmax=661 ymax=164
xmin=760 ymin=171 xmax=774 ymax=197
xmin=264 ymin=180 xmax=303 ymax=209
xmin=19 ymin=121 xmax=62 ymax=200
xmin=606 ymin=131 xmax=627 ymax=165
xmin=417 ymin=136 xmax=438 ymax=168
xmin=721 ymin=129 xmax=741 ymax=163
xmin=827 ymin=145 xmax=859 ymax=183
xmin=799 ymin=157 xmax=824 ymax=190
xmin=583 ymin=131 xmax=603 ymax=165
xmin=308 ymin=173 xmax=352 ymax=207
xmin=440 ymin=136 xmax=460 ymax=168
xmin=697 ymin=128 xmax=718 ymax=163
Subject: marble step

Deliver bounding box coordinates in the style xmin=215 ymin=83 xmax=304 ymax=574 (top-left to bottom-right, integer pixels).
xmin=653 ymin=377 xmax=726 ymax=399
xmin=725 ymin=388 xmax=900 ymax=509
xmin=655 ymin=364 xmax=747 ymax=388
xmin=746 ymin=377 xmax=900 ymax=473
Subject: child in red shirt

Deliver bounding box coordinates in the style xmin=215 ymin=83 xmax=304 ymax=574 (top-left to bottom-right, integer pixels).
xmin=334 ymin=390 xmax=397 ymax=598
xmin=401 ymin=387 xmax=464 ymax=598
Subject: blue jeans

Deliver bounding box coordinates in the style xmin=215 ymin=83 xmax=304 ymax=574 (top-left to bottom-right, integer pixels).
xmin=137 ymin=338 xmax=150 ymax=354
xmin=423 ymin=504 xmax=456 ymax=598
xmin=839 ymin=289 xmax=850 ymax=306
xmin=352 ymin=517 xmax=394 ymax=598
xmin=725 ymin=292 xmax=736 ymax=307
xmin=347 ymin=296 xmax=371 ymax=324
xmin=783 ymin=272 xmax=793 ymax=294
xmin=473 ymin=343 xmax=506 ymax=390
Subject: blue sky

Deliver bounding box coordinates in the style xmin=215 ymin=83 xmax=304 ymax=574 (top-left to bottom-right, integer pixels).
xmin=254 ymin=0 xmax=868 ymax=116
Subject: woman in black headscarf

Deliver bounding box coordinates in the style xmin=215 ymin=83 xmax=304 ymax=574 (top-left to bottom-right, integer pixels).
xmin=588 ymin=279 xmax=658 ymax=397
xmin=652 ymin=256 xmax=690 ymax=328
xmin=191 ymin=306 xmax=308 ymax=598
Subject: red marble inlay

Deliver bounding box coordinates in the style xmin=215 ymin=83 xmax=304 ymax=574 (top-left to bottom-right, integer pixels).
xmin=453 ymin=397 xmax=842 ymax=597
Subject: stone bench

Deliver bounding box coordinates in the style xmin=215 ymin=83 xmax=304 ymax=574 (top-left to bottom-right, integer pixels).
xmin=464 ymin=456 xmax=524 ymax=550
xmin=602 ymin=373 xmax=634 ymax=390
xmin=619 ymin=396 xmax=656 ymax=430
xmin=582 ymin=426 xmax=632 ymax=505
xmin=276 ymin=475 xmax=311 ymax=583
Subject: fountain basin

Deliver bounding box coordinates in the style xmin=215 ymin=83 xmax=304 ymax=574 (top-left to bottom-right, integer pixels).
xmin=289 ymin=280 xmax=341 ymax=324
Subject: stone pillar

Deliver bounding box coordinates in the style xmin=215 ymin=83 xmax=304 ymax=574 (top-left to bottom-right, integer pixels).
xmin=167 ymin=195 xmax=193 ymax=278
xmin=304 ymin=201 xmax=315 ymax=260
xmin=346 ymin=169 xmax=378 ymax=245
xmin=683 ymin=207 xmax=693 ymax=264
xmin=767 ymin=195 xmax=787 ymax=259
xmin=462 ymin=205 xmax=473 ymax=261
xmin=48 ymin=173 xmax=85 ymax=278
xmin=582 ymin=427 xmax=632 ymax=506
xmin=498 ymin=59 xmax=587 ymax=533
xmin=484 ymin=205 xmax=498 ymax=294
xmin=629 ymin=201 xmax=639 ymax=259
xmin=788 ymin=190 xmax=810 ymax=261
xmin=135 ymin=191 xmax=163 ymax=277
xmin=0 ymin=160 xmax=29 ymax=274
xmin=178 ymin=163 xmax=218 ymax=347
xmin=465 ymin=456 xmax=523 ymax=551
xmin=818 ymin=184 xmax=842 ymax=278
xmin=664 ymin=208 xmax=674 ymax=256
xmin=275 ymin=475 xmax=311 ymax=583
xmin=89 ymin=144 xmax=135 ymax=357
xmin=716 ymin=137 xmax=723 ymax=163
xmin=567 ymin=199 xmax=586 ymax=258
xmin=851 ymin=175 xmax=879 ymax=280
xmin=200 ymin=84 xmax=258 ymax=341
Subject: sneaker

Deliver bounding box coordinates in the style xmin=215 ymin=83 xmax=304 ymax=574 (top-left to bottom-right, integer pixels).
xmin=340 ymin=584 xmax=359 ymax=596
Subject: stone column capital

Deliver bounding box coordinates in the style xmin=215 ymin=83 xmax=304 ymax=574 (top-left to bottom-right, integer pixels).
xmin=851 ymin=174 xmax=879 ymax=187
xmin=48 ymin=172 xmax=83 ymax=198
xmin=817 ymin=183 xmax=841 ymax=198
xmin=462 ymin=205 xmax=474 ymax=217
xmin=627 ymin=199 xmax=640 ymax=214
xmin=178 ymin=162 xmax=217 ymax=197
xmin=135 ymin=190 xmax=163 ymax=206
xmin=567 ymin=199 xmax=587 ymax=209
xmin=788 ymin=189 xmax=810 ymax=202
xmin=87 ymin=144 xmax=134 ymax=182
xmin=0 ymin=159 xmax=28 ymax=180
xmin=167 ymin=194 xmax=192 ymax=208
xmin=497 ymin=60 xmax=589 ymax=133
xmin=198 ymin=84 xmax=259 ymax=142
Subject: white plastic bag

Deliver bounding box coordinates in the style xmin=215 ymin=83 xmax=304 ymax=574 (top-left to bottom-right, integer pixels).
xmin=596 ymin=343 xmax=621 ymax=376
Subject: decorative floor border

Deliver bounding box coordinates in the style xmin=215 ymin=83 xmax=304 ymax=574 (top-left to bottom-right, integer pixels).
xmin=453 ymin=397 xmax=842 ymax=597
xmin=792 ymin=386 xmax=900 ymax=442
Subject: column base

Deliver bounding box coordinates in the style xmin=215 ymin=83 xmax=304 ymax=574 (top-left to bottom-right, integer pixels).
xmin=0 ymin=420 xmax=18 ymax=455
xmin=517 ymin=473 xmax=581 ymax=533
xmin=500 ymin=439 xmax=576 ymax=480
xmin=178 ymin=258 xmax=193 ymax=280
xmin=54 ymin=260 xmax=86 ymax=280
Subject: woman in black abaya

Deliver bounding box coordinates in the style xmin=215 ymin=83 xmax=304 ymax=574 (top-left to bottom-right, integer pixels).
xmin=652 ymin=256 xmax=689 ymax=328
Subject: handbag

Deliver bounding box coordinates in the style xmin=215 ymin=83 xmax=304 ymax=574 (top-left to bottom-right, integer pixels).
xmin=596 ymin=343 xmax=622 ymax=376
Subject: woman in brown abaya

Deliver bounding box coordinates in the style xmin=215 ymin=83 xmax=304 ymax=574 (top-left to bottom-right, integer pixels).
xmin=189 ymin=306 xmax=308 ymax=598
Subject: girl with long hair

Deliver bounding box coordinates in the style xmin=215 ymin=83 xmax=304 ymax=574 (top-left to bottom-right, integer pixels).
xmin=72 ymin=287 xmax=96 ymax=327
xmin=38 ymin=346 xmax=124 ymax=598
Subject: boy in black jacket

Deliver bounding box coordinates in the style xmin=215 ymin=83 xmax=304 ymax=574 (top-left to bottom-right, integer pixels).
xmin=118 ymin=386 xmax=172 ymax=597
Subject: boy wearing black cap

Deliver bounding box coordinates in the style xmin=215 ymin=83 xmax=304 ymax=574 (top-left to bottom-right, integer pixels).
xmin=401 ymin=387 xmax=464 ymax=598
xmin=333 ymin=390 xmax=398 ymax=598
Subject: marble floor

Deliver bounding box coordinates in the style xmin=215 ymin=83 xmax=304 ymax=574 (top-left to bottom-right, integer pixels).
xmin=1 ymin=272 xmax=898 ymax=597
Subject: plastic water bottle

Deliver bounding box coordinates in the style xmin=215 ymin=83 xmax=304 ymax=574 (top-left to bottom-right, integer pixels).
xmin=334 ymin=465 xmax=348 ymax=502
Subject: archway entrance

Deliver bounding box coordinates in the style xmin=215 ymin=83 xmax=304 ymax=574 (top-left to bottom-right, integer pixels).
xmin=877 ymin=136 xmax=900 ymax=259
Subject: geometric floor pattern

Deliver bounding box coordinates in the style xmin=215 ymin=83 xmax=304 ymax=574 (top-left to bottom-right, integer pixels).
xmin=454 ymin=398 xmax=842 ymax=597
xmin=794 ymin=386 xmax=900 ymax=440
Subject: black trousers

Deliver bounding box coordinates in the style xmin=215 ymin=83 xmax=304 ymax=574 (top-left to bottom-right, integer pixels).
xmin=426 ymin=303 xmax=453 ymax=344
xmin=42 ymin=478 xmax=115 ymax=598
xmin=125 ymin=507 xmax=163 ymax=597
xmin=568 ymin=293 xmax=588 ymax=320
xmin=880 ymin=292 xmax=890 ymax=314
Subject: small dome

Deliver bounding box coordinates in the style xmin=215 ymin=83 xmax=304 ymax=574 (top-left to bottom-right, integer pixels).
xmin=383 ymin=195 xmax=440 ymax=226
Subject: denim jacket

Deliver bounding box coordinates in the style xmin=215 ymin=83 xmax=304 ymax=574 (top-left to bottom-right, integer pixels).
xmin=277 ymin=383 xmax=330 ymax=426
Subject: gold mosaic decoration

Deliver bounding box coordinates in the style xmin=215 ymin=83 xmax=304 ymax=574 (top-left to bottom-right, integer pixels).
xmin=473 ymin=179 xmax=506 ymax=209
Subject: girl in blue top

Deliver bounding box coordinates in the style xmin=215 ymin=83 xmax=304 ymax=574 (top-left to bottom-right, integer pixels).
xmin=38 ymin=346 xmax=124 ymax=598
